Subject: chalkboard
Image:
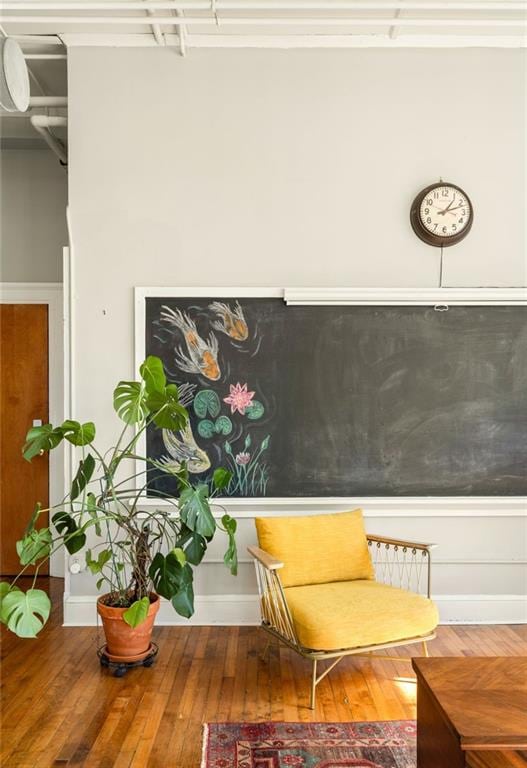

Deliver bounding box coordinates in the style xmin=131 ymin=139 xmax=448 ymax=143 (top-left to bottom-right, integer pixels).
xmin=144 ymin=297 xmax=527 ymax=497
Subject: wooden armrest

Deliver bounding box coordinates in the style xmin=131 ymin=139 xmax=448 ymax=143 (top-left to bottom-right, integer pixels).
xmin=247 ymin=545 xmax=284 ymax=570
xmin=367 ymin=534 xmax=437 ymax=552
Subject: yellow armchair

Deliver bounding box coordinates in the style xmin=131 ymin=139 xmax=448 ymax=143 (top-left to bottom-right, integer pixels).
xmin=248 ymin=509 xmax=439 ymax=709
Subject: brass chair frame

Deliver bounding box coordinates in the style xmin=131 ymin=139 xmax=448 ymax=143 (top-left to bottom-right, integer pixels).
xmin=248 ymin=534 xmax=437 ymax=709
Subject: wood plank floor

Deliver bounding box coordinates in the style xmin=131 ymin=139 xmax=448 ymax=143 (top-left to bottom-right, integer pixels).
xmin=1 ymin=578 xmax=526 ymax=767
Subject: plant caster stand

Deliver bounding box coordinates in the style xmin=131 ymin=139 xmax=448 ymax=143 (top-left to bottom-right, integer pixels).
xmin=97 ymin=642 xmax=158 ymax=677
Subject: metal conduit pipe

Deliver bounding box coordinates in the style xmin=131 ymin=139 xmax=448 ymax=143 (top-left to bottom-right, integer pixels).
xmin=30 ymin=114 xmax=67 ymax=164
xmin=1 ymin=15 xmax=525 ymax=26
xmin=29 ymin=96 xmax=67 ymax=106
xmin=3 ymin=1 xmax=527 ymax=8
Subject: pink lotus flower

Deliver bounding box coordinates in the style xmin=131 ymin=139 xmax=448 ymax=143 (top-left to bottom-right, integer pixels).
xmin=223 ymin=382 xmax=255 ymax=415
xmin=235 ymin=452 xmax=251 ymax=466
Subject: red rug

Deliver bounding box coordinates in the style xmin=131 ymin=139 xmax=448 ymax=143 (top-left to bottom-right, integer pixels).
xmin=202 ymin=720 xmax=416 ymax=767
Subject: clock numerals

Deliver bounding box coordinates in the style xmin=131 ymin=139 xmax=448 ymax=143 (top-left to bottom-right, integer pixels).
xmin=412 ymin=183 xmax=473 ymax=247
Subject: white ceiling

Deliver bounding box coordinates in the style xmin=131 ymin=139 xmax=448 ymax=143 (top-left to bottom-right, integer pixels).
xmin=1 ymin=1 xmax=526 ymax=52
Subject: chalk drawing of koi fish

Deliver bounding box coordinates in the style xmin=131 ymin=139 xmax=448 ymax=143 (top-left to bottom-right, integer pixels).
xmin=160 ymin=306 xmax=220 ymax=381
xmin=209 ymin=301 xmax=249 ymax=342
xmin=160 ymin=423 xmax=211 ymax=474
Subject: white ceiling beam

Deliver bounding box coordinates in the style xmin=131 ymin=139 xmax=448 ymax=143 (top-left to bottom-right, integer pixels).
xmin=59 ymin=31 xmax=527 ymax=46
xmin=2 ymin=1 xmax=527 ymax=8
xmin=2 ymin=15 xmax=526 ymax=26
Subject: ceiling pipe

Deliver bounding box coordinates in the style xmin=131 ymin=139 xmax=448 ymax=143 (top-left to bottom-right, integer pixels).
xmin=2 ymin=1 xmax=526 ymax=8
xmin=1 ymin=15 xmax=525 ymax=26
xmin=30 ymin=95 xmax=67 ymax=106
xmin=30 ymin=114 xmax=67 ymax=164
xmin=143 ymin=0 xmax=165 ymax=44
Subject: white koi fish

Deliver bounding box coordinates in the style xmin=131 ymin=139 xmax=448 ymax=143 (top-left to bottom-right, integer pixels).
xmin=161 ymin=423 xmax=211 ymax=474
xmin=209 ymin=301 xmax=249 ymax=342
xmin=161 ymin=306 xmax=220 ymax=381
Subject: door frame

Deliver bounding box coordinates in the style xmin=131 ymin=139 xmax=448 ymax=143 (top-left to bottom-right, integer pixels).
xmin=0 ymin=282 xmax=64 ymax=578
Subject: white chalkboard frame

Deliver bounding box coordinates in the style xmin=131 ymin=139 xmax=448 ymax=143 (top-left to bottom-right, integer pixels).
xmin=134 ymin=286 xmax=527 ymax=513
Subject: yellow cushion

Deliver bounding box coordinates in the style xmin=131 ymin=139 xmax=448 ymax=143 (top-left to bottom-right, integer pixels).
xmin=255 ymin=510 xmax=374 ymax=588
xmin=284 ymin=580 xmax=439 ymax=651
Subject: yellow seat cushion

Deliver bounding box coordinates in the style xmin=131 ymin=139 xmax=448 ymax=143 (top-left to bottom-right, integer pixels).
xmin=284 ymin=579 xmax=439 ymax=651
xmin=255 ymin=510 xmax=374 ymax=588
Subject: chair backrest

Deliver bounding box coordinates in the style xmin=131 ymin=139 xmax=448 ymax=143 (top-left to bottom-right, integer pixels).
xmin=255 ymin=509 xmax=374 ymax=588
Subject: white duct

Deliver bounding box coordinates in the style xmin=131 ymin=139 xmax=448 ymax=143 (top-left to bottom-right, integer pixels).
xmin=30 ymin=114 xmax=67 ymax=164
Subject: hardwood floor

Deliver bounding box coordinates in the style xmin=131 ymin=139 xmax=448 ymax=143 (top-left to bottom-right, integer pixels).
xmin=1 ymin=578 xmax=526 ymax=767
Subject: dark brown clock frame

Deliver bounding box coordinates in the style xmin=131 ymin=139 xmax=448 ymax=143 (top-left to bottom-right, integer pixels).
xmin=410 ymin=182 xmax=473 ymax=247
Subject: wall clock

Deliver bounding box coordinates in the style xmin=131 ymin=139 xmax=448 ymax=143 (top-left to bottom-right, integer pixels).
xmin=410 ymin=182 xmax=473 ymax=247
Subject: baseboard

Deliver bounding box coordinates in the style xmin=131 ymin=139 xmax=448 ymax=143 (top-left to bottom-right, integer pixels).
xmin=63 ymin=593 xmax=527 ymax=627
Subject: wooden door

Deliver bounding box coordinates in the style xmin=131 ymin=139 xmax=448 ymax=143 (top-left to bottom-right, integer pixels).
xmin=0 ymin=304 xmax=49 ymax=576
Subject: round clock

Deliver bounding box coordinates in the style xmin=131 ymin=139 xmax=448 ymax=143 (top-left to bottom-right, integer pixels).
xmin=410 ymin=182 xmax=473 ymax=247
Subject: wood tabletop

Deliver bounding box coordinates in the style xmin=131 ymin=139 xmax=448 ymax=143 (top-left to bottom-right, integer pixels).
xmin=412 ymin=657 xmax=527 ymax=751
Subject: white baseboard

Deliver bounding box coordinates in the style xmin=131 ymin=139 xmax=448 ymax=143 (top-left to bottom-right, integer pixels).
xmin=63 ymin=593 xmax=527 ymax=627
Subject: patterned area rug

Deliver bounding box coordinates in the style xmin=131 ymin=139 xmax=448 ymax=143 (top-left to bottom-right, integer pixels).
xmin=202 ymin=720 xmax=416 ymax=767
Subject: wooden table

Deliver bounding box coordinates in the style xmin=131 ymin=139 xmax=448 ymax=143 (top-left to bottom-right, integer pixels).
xmin=412 ymin=657 xmax=527 ymax=768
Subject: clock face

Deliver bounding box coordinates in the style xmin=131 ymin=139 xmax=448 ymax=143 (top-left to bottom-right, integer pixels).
xmin=419 ymin=185 xmax=471 ymax=239
xmin=410 ymin=182 xmax=473 ymax=247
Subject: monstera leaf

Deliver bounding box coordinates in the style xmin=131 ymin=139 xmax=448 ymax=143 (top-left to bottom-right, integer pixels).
xmin=16 ymin=528 xmax=52 ymax=566
xmin=22 ymin=423 xmax=64 ymax=461
xmin=0 ymin=588 xmax=51 ymax=638
xmin=70 ymin=454 xmax=96 ymax=501
xmin=113 ymin=381 xmax=148 ymax=425
xmin=60 ymin=420 xmax=96 ymax=446
xmin=146 ymin=384 xmax=188 ymax=431
xmin=222 ymin=514 xmax=238 ymax=576
xmin=140 ymin=355 xmax=166 ymax=395
xmin=123 ymin=596 xmax=150 ymax=628
xmin=171 ymin=565 xmax=194 ymax=619
xmin=52 ymin=511 xmax=86 ymax=555
xmin=179 ymin=484 xmax=216 ymax=538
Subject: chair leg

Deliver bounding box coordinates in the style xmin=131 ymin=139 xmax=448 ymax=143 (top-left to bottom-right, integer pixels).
xmin=422 ymin=641 xmax=429 ymax=657
xmin=310 ymin=659 xmax=317 ymax=710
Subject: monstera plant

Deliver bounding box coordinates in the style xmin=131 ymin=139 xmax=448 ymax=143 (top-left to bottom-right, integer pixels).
xmin=0 ymin=356 xmax=237 ymax=662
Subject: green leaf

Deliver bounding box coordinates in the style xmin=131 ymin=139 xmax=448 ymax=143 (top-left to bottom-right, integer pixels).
xmin=244 ymin=434 xmax=252 ymax=450
xmin=193 ymin=390 xmax=220 ymax=419
xmin=113 ymin=380 xmax=148 ymax=425
xmin=147 ymin=385 xmax=188 ymax=431
xmin=149 ymin=551 xmax=181 ymax=600
xmin=214 ymin=416 xmax=233 ymax=436
xmin=245 ymin=400 xmax=265 ymax=420
xmin=221 ymin=514 xmax=238 ymax=576
xmin=52 ymin=511 xmax=86 ymax=555
xmin=261 ymin=435 xmax=270 ymax=451
xmin=86 ymin=492 xmax=101 ymax=536
xmin=213 ymin=467 xmax=232 ymax=492
xmin=96 ymin=578 xmax=105 ymax=590
xmin=172 ymin=547 xmax=186 ymax=567
xmin=0 ymin=582 xmax=20 ymax=624
xmin=22 ymin=423 xmax=63 ymax=461
xmin=70 ymin=453 xmax=96 ymax=501
xmin=0 ymin=589 xmax=51 ymax=638
xmin=224 ymin=441 xmax=232 ymax=455
xmin=61 ymin=420 xmax=96 ymax=446
xmin=16 ymin=528 xmax=52 ymax=566
xmin=179 ymin=484 xmax=216 ymax=538
xmin=86 ymin=548 xmax=111 ymax=575
xmin=123 ymin=596 xmax=150 ymax=628
xmin=24 ymin=502 xmax=42 ymax=536
xmin=170 ymin=565 xmax=194 ymax=619
xmin=140 ymin=355 xmax=166 ymax=395
xmin=197 ymin=419 xmax=215 ymax=438
xmin=184 ymin=532 xmax=207 ymax=566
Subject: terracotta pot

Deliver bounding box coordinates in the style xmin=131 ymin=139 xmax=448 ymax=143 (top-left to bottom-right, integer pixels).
xmin=97 ymin=592 xmax=160 ymax=661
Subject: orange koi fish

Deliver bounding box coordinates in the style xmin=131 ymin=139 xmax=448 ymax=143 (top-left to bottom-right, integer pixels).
xmin=161 ymin=306 xmax=220 ymax=381
xmin=209 ymin=301 xmax=249 ymax=342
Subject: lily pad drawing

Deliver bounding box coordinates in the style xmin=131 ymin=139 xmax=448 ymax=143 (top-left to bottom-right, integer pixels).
xmin=197 ymin=416 xmax=233 ymax=439
xmin=193 ymin=390 xmax=220 ymax=419
xmin=245 ymin=400 xmax=264 ymax=420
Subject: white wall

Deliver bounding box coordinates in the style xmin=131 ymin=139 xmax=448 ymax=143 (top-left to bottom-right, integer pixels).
xmin=66 ymin=47 xmax=527 ymax=624
xmin=0 ymin=149 xmax=67 ymax=282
